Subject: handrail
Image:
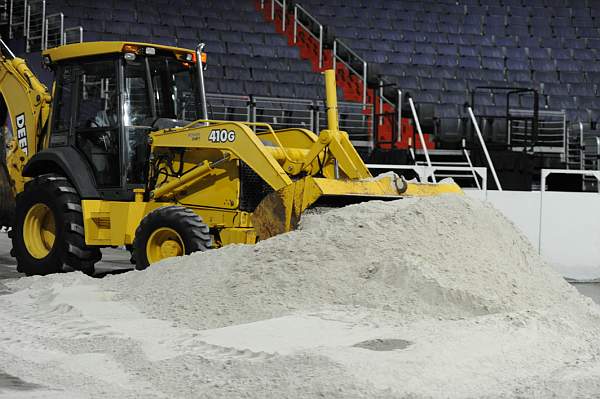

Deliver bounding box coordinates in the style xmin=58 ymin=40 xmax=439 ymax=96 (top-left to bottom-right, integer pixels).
xmin=293 ymin=4 xmax=323 ymax=68
xmin=462 ymin=138 xmax=481 ymax=190
xmin=333 ymin=39 xmax=367 ymax=107
xmin=270 ymin=0 xmax=286 ymax=31
xmin=407 ymin=96 xmax=435 ymax=183
xmin=43 ymin=12 xmax=63 ymax=50
xmin=63 ymin=26 xmax=83 ymax=44
xmin=467 ymin=106 xmax=502 ymax=190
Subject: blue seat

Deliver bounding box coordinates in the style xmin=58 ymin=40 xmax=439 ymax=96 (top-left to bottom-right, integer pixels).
xmin=518 ymin=36 xmax=540 ymax=47
xmin=506 ymin=58 xmax=529 ymax=70
xmin=421 ymin=77 xmax=444 ymax=90
xmin=473 ymin=92 xmax=494 ymax=107
xmin=252 ymin=68 xmax=278 ymax=82
xmin=569 ymin=83 xmax=596 ymax=96
xmin=435 ymin=103 xmax=460 ymax=118
xmin=395 ymin=76 xmax=419 ymax=90
xmin=587 ymin=38 xmax=600 ymax=49
xmin=436 ymin=44 xmax=458 ymax=56
xmin=388 ymin=53 xmax=411 ymax=64
xmin=528 ymin=47 xmax=550 ymax=59
xmin=413 ymin=90 xmax=440 ymax=103
xmin=395 ymin=41 xmax=414 ymax=54
xmin=435 ymin=55 xmax=458 ymax=67
xmin=445 ymin=79 xmax=467 ymax=91
xmin=588 ymin=72 xmax=600 ymax=83
xmin=458 ymin=56 xmax=480 ymax=69
xmin=413 ymin=54 xmax=436 ymax=66
xmin=556 ymin=59 xmax=582 ymax=72
xmin=546 ymin=95 xmax=576 ymax=109
xmin=531 ymin=59 xmax=556 ymax=71
xmin=554 ymin=26 xmax=577 ymax=38
xmin=533 ymin=70 xmax=559 ymax=82
xmin=224 ymin=66 xmax=251 ymax=80
xmin=461 ymin=24 xmax=482 ymax=35
xmin=219 ymin=79 xmax=244 ymax=95
xmin=550 ymin=48 xmax=572 ymax=59
xmin=481 ymin=69 xmax=505 ymax=81
xmin=559 ymin=71 xmax=584 ymax=83
xmin=481 ymin=57 xmax=504 ymax=70
xmin=458 ymin=45 xmax=478 ymax=57
xmin=444 ymin=91 xmax=467 ymax=104
xmin=251 ymin=44 xmax=276 ymax=58
xmin=542 ymin=82 xmax=567 ymax=96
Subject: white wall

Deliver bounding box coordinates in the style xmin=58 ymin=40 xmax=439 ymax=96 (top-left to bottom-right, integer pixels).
xmin=465 ymin=189 xmax=600 ymax=280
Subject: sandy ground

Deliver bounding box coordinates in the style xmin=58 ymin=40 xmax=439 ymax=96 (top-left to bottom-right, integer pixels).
xmin=1 ymin=197 xmax=600 ymax=398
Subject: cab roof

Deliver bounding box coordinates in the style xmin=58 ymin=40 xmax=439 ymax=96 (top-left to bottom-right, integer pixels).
xmin=42 ymin=41 xmax=196 ymax=63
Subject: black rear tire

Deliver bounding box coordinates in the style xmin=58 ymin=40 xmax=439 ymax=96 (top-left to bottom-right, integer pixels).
xmin=133 ymin=206 xmax=211 ymax=270
xmin=12 ymin=174 xmax=101 ymax=276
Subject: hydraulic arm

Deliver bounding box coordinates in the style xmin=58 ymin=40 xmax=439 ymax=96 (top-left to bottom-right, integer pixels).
xmin=0 ymin=39 xmax=51 ymax=225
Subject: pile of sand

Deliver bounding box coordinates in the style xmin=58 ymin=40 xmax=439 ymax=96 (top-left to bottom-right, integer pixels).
xmin=2 ymin=195 xmax=600 ymax=398
xmin=104 ymin=195 xmax=585 ymax=329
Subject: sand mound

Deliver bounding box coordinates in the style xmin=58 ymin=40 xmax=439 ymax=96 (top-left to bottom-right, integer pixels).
xmin=4 ymin=194 xmax=600 ymax=398
xmin=103 ymin=195 xmax=584 ymax=329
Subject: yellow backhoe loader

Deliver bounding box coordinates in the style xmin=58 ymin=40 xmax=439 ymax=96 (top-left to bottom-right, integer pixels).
xmin=0 ymin=39 xmax=460 ymax=275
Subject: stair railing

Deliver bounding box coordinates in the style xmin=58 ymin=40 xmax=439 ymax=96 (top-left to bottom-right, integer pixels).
xmin=461 ymin=138 xmax=482 ymax=190
xmin=332 ymin=38 xmax=367 ymax=108
xmin=407 ymin=95 xmax=435 ymax=182
xmin=467 ymin=106 xmax=503 ymax=190
xmin=293 ymin=4 xmax=323 ymax=69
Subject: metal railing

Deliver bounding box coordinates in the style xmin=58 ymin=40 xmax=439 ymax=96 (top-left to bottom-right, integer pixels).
xmin=204 ymin=93 xmax=374 ymax=148
xmin=0 ymin=0 xmax=8 ymax=26
xmin=25 ymin=0 xmax=44 ymax=52
xmin=468 ymin=106 xmax=503 ymax=190
xmin=508 ymin=109 xmax=566 ymax=153
xmin=566 ymin=121 xmax=584 ymax=170
xmin=255 ymin=96 xmax=313 ymax=129
xmin=333 ymin=39 xmax=367 ymax=107
xmin=44 ymin=12 xmax=63 ymax=49
xmin=270 ymin=0 xmax=286 ymax=31
xmin=293 ymin=4 xmax=323 ymax=68
xmin=206 ymin=93 xmax=252 ymax=122
xmin=63 ymin=26 xmax=83 ymax=44
xmin=407 ymin=96 xmax=434 ymax=181
xmin=316 ymin=100 xmax=373 ymax=147
xmin=9 ymin=0 xmax=27 ymax=38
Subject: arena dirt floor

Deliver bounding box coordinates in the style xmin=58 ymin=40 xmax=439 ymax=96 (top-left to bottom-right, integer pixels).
xmin=1 ymin=196 xmax=600 ymax=398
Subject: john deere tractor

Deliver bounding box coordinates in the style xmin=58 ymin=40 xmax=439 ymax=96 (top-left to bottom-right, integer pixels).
xmin=0 ymin=39 xmax=459 ymax=275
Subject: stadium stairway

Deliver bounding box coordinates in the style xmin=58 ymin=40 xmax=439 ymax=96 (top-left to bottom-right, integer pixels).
xmin=258 ymin=0 xmax=436 ymax=151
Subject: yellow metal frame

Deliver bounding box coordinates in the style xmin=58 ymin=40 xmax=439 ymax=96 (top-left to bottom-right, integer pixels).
xmin=43 ymin=41 xmax=196 ymax=63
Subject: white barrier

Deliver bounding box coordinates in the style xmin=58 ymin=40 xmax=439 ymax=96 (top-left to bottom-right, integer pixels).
xmin=465 ymin=169 xmax=600 ymax=280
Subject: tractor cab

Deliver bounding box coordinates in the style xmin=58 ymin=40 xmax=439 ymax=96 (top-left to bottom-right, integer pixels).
xmin=42 ymin=42 xmax=207 ymax=200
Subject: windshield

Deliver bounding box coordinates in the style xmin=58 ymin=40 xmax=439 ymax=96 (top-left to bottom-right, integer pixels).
xmin=123 ymin=55 xmax=199 ymax=126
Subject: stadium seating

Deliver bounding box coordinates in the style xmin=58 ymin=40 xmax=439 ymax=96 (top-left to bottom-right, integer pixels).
xmin=298 ymin=0 xmax=600 ymax=122
xmin=46 ymin=0 xmax=330 ymax=100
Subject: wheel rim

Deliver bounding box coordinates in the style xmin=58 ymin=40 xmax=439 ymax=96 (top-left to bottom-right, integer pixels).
xmin=146 ymin=227 xmax=185 ymax=265
xmin=23 ymin=203 xmax=56 ymax=259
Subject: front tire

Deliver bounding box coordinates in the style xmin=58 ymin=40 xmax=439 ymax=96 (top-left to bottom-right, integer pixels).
xmin=12 ymin=174 xmax=101 ymax=276
xmin=133 ymin=206 xmax=211 ymax=270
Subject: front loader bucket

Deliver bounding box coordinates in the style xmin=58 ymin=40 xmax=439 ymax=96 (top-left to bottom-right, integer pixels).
xmin=252 ymin=175 xmax=461 ymax=240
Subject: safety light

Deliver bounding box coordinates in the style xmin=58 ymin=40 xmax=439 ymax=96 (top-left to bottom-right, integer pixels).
xmin=145 ymin=47 xmax=156 ymax=55
xmin=122 ymin=44 xmax=140 ymax=53
xmin=124 ymin=53 xmax=136 ymax=61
